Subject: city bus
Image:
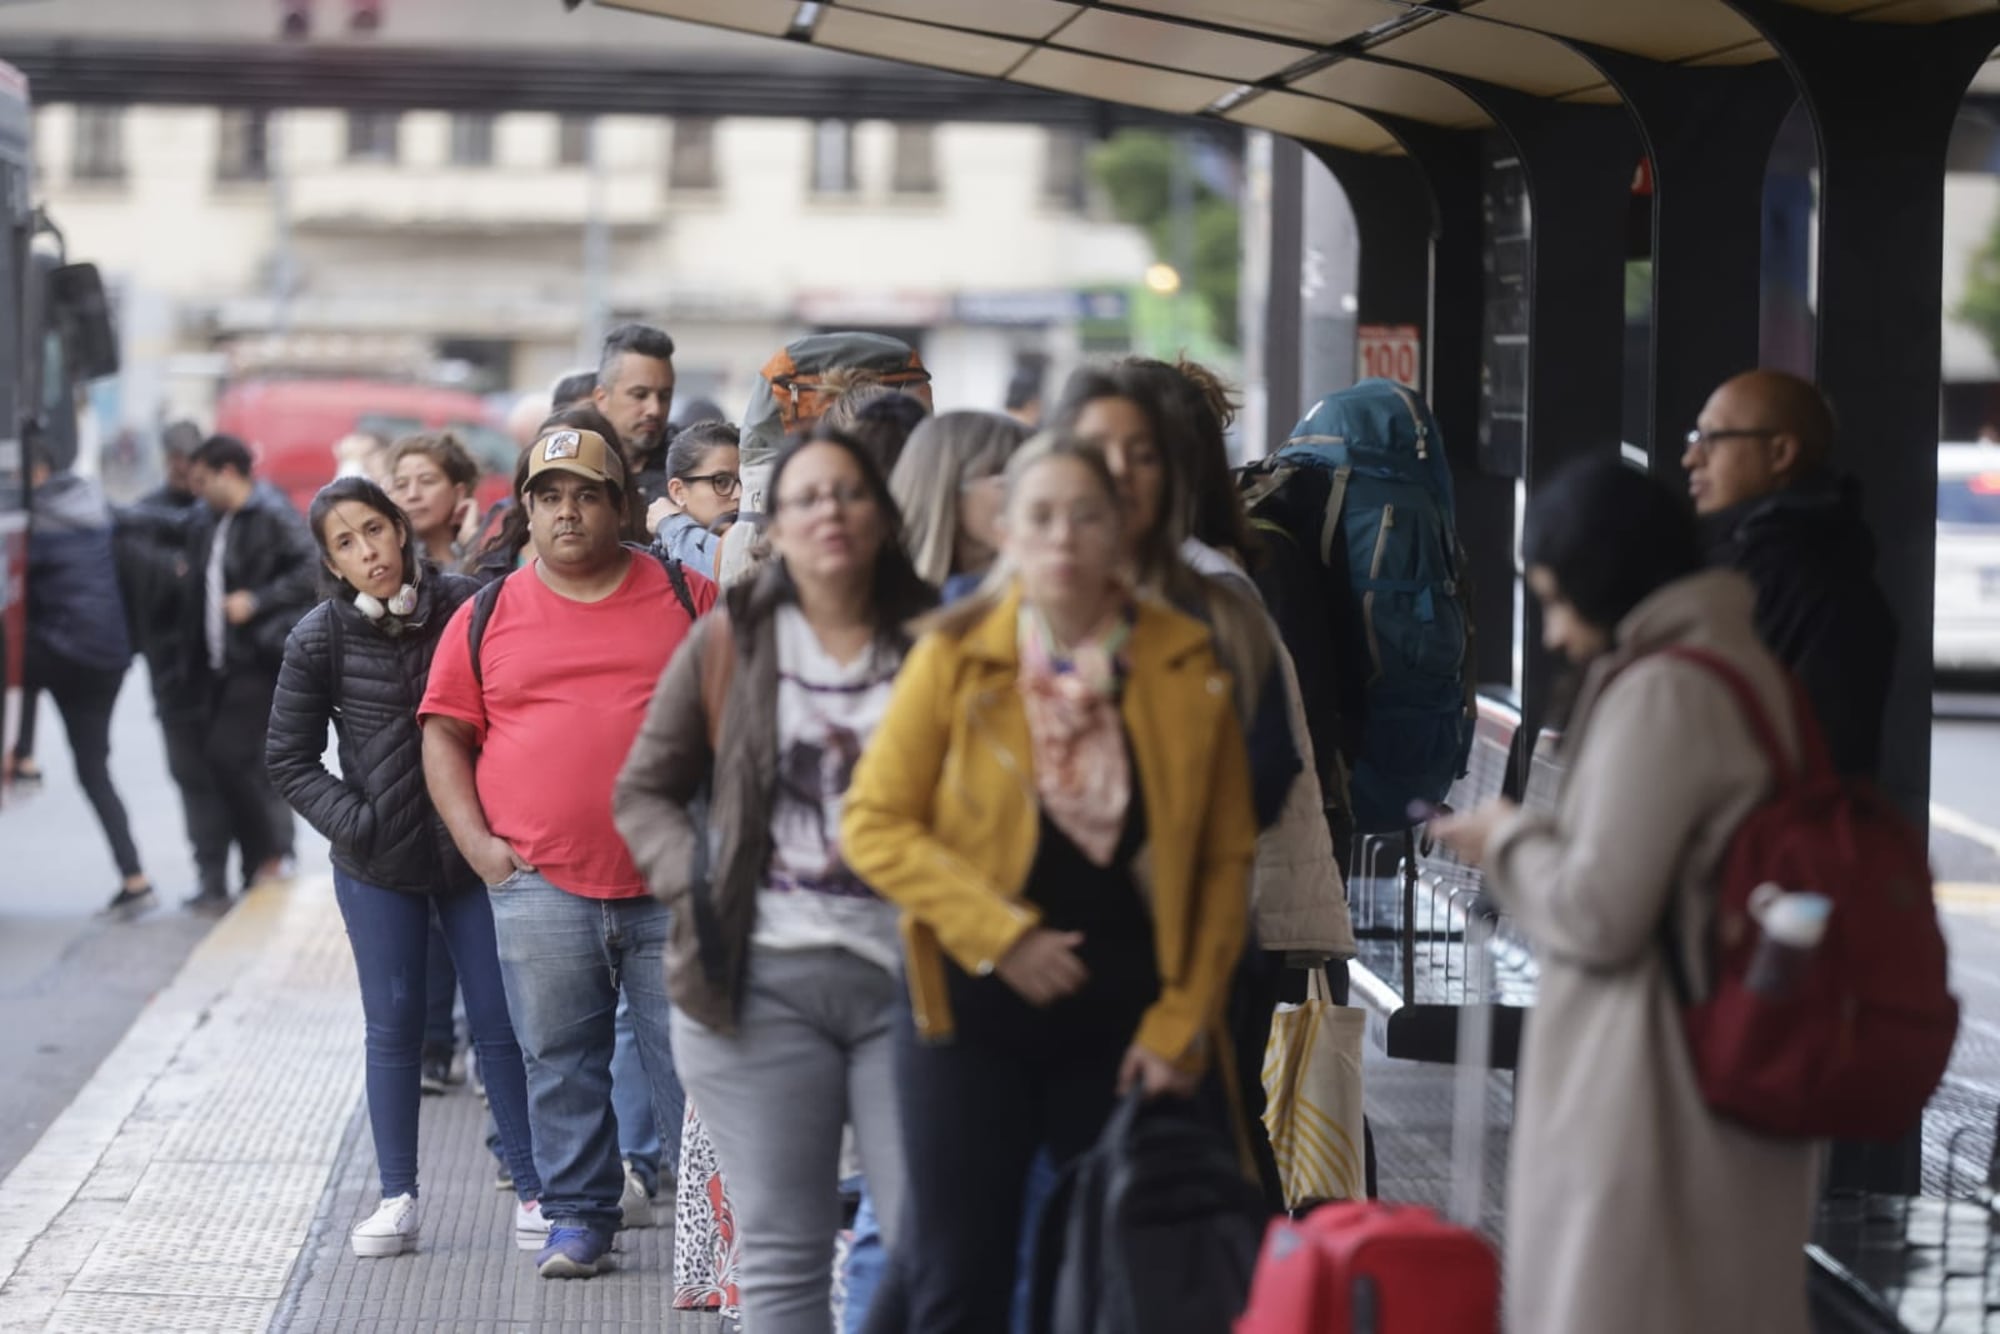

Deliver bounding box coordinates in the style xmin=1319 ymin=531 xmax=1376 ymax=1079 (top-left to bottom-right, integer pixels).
xmin=0 ymin=62 xmax=118 ymax=792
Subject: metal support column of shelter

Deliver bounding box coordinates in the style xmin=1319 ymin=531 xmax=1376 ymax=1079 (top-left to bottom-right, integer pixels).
xmin=1311 ymin=121 xmax=1517 ymax=693
xmin=1728 ymin=0 xmax=2000 ymax=1199
xmin=1585 ymin=53 xmax=1798 ymax=479
xmin=1452 ymin=87 xmax=1642 ymax=751
xmin=1262 ymin=135 xmax=1307 ymax=453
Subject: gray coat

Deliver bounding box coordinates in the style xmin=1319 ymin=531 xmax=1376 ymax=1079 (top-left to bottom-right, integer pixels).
xmin=1487 ymin=570 xmax=1816 ymax=1334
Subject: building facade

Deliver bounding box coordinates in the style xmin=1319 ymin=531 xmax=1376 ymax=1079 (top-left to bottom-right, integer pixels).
xmin=34 ymin=101 xmax=1157 ymax=439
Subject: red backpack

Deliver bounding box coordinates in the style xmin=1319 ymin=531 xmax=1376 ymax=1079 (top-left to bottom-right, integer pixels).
xmin=1659 ymin=646 xmax=1957 ymax=1141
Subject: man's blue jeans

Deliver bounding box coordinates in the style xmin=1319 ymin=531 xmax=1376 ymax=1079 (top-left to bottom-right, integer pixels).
xmin=488 ymin=871 xmax=685 ymax=1236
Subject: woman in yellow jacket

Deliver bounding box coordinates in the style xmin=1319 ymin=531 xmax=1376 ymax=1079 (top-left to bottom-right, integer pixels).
xmin=841 ymin=434 xmax=1257 ymax=1334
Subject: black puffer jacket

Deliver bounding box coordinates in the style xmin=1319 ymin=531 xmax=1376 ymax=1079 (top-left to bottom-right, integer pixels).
xmin=267 ymin=572 xmax=480 ymax=894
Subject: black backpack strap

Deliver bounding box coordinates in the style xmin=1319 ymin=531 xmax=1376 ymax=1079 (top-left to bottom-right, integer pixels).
xmin=658 ymin=551 xmax=697 ymax=621
xmin=627 ymin=542 xmax=699 ymax=620
xmin=466 ymin=575 xmax=508 ymax=689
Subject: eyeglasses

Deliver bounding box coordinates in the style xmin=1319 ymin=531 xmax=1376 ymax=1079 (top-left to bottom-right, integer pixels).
xmin=775 ymin=483 xmax=874 ymax=514
xmin=681 ymin=471 xmax=740 ymax=498
xmin=1685 ymin=427 xmax=1778 ymax=451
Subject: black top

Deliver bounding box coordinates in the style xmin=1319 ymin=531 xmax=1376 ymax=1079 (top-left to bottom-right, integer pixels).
xmin=1702 ymin=471 xmax=1897 ymax=780
xmin=946 ymin=768 xmax=1158 ymax=1056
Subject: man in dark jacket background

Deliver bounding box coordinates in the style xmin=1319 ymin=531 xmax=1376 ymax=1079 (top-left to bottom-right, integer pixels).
xmin=179 ymin=433 xmax=318 ymax=909
xmin=1685 ymin=369 xmax=1897 ymax=779
xmin=115 ymin=423 xmax=214 ymax=888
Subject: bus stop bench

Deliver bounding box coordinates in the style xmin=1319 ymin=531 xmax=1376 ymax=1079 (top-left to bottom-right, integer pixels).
xmin=1344 ymin=693 xmax=1556 ymax=1068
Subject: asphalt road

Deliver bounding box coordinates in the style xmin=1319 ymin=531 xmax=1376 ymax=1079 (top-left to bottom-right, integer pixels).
xmin=0 ymin=664 xmax=329 ymax=1180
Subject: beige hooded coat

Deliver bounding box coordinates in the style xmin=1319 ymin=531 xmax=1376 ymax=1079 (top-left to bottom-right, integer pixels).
xmin=1486 ymin=570 xmax=1817 ymax=1334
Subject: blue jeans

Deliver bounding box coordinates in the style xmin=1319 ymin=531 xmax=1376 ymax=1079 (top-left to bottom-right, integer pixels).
xmin=612 ymin=994 xmax=666 ymax=1188
xmin=332 ymin=871 xmax=540 ymax=1202
xmin=487 ymin=871 xmax=684 ymax=1236
xmin=423 ymin=912 xmax=459 ymax=1051
xmin=845 ymin=1155 xmax=1051 ymax=1334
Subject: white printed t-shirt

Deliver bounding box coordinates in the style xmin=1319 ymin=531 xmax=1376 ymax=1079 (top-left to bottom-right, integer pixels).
xmin=751 ymin=603 xmax=903 ymax=972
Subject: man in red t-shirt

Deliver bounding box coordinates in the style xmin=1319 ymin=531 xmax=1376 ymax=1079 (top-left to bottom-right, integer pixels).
xmin=422 ymin=417 xmax=715 ymax=1278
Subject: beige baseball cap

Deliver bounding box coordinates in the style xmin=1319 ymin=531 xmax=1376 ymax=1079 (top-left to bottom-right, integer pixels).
xmin=523 ymin=427 xmax=626 ymax=496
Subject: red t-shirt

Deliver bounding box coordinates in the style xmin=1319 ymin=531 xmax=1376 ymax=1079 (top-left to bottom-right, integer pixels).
xmin=420 ymin=555 xmax=718 ymax=898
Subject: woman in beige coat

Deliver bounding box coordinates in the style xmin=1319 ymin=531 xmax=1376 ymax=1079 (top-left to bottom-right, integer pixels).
xmin=1436 ymin=458 xmax=1815 ymax=1334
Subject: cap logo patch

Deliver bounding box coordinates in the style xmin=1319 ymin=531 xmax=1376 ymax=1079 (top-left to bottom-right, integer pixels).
xmin=543 ymin=431 xmax=582 ymax=460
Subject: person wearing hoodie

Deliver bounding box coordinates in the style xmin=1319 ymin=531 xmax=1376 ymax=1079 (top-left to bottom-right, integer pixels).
xmin=7 ymin=440 xmax=155 ymax=915
xmin=1684 ymin=370 xmax=1896 ymax=779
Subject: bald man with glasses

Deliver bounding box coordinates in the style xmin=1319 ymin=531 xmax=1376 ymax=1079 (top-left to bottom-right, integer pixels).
xmin=1683 ymin=369 xmax=1897 ymax=779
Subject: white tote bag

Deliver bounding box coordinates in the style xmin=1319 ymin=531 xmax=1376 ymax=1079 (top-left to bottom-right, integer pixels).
xmin=1261 ymin=971 xmax=1368 ymax=1209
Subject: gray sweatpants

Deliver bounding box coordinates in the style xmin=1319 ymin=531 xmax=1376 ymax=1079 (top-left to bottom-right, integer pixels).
xmin=673 ymin=946 xmax=907 ymax=1334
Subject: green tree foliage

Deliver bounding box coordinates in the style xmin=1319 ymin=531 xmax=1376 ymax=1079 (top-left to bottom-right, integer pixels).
xmin=1958 ymin=210 xmax=2000 ymax=366
xmin=1089 ymin=132 xmax=1242 ymax=347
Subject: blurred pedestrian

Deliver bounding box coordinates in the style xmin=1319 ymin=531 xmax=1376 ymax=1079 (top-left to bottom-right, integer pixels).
xmin=648 ymin=419 xmax=741 ymax=576
xmin=420 ymin=420 xmax=715 ymax=1279
xmin=158 ymin=435 xmax=319 ymax=909
xmin=8 ymin=439 xmax=155 ymax=915
xmin=841 ymin=434 xmax=1256 ymax=1334
xmin=889 ymin=410 xmax=1029 ymax=599
xmin=616 ymin=429 xmax=935 ymax=1334
xmin=818 ymin=387 xmax=930 ymax=479
xmin=593 ymin=324 xmax=678 ymax=509
xmin=1685 ymin=370 xmax=1895 ymax=778
xmin=388 ymin=432 xmax=481 ymax=569
xmin=1434 ymin=457 xmax=1815 ymax=1334
xmin=266 ymin=477 xmax=543 ymax=1259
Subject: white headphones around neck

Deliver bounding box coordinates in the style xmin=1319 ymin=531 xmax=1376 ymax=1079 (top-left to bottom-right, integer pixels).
xmin=354 ymin=583 xmax=419 ymax=621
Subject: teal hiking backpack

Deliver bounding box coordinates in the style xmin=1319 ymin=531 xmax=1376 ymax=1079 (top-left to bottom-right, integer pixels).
xmin=1243 ymin=379 xmax=1476 ymax=834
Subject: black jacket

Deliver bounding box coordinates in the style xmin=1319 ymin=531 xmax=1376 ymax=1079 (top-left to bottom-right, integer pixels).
xmin=189 ymin=483 xmax=320 ymax=677
xmin=266 ymin=572 xmax=481 ymax=894
xmin=27 ymin=473 xmax=133 ymax=672
xmin=116 ymin=484 xmax=201 ymax=707
xmin=1702 ymin=472 xmax=1898 ymax=779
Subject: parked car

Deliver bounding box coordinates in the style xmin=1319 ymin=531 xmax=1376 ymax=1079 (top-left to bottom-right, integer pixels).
xmin=1936 ymin=443 xmax=2000 ymax=675
xmin=214 ymin=378 xmax=519 ymax=516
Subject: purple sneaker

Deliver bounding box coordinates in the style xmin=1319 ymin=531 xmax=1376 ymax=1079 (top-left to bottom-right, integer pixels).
xmin=536 ymin=1225 xmax=613 ymax=1279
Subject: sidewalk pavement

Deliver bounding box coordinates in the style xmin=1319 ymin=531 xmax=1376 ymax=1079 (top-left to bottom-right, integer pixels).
xmin=0 ymin=873 xmax=727 ymax=1334
xmin=0 ymin=860 xmax=1514 ymax=1333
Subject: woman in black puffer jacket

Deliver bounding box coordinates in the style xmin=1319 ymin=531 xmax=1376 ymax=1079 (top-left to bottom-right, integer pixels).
xmin=266 ymin=477 xmax=541 ymax=1261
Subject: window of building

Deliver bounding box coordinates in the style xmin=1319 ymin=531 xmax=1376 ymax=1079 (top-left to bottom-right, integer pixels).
xmin=346 ymin=110 xmax=400 ymax=163
xmin=890 ymin=123 xmax=939 ymax=196
xmin=1042 ymin=129 xmax=1088 ymax=211
xmin=71 ymin=107 xmax=127 ymax=183
xmin=670 ymin=117 xmax=719 ymax=191
xmin=811 ymin=120 xmax=856 ymax=196
xmin=558 ymin=115 xmax=592 ymax=168
xmin=216 ymin=109 xmax=270 ymax=182
xmin=450 ymin=114 xmax=496 ymax=168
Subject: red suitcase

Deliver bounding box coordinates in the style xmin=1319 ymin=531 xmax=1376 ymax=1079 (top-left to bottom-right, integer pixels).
xmin=1234 ymin=1201 xmax=1498 ymax=1334
xmin=1238 ymin=917 xmax=1506 ymax=1333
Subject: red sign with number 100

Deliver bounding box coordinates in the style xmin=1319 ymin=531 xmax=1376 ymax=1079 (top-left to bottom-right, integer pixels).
xmin=1357 ymin=324 xmax=1422 ymax=389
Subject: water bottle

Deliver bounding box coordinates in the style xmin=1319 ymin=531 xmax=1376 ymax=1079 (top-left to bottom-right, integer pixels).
xmin=1743 ymin=884 xmax=1833 ymax=998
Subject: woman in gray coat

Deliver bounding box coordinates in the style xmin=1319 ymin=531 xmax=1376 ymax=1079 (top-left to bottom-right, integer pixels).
xmin=1436 ymin=458 xmax=1815 ymax=1334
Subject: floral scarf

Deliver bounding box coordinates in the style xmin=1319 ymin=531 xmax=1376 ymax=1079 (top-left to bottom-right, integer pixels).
xmin=1018 ymin=602 xmax=1135 ymax=867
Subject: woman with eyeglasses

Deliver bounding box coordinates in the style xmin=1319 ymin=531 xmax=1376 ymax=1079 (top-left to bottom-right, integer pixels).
xmin=616 ymin=430 xmax=936 ymax=1334
xmin=651 ymin=420 xmax=742 ymax=578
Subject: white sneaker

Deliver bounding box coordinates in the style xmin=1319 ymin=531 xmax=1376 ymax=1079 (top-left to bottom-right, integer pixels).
xmin=515 ymin=1198 xmax=551 ymax=1252
xmin=351 ymin=1193 xmax=420 ymax=1258
xmin=620 ymin=1161 xmax=655 ymax=1229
